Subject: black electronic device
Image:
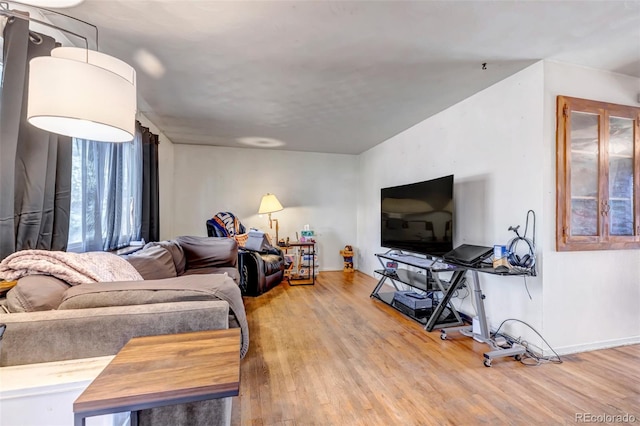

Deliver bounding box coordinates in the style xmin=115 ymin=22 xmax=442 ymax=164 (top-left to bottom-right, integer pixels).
xmin=406 ymin=292 xmax=426 ymax=299
xmin=380 ymin=175 xmax=454 ymax=256
xmin=385 ymin=261 xmax=398 ymax=273
xmin=442 ymin=244 xmax=493 ymax=267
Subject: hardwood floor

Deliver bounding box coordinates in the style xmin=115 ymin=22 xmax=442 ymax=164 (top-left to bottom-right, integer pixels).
xmin=231 ymin=271 xmax=640 ymax=425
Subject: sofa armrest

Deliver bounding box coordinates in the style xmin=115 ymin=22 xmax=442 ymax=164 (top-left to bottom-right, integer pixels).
xmin=0 ymin=300 xmax=229 ymax=367
xmin=238 ymin=250 xmax=285 ymax=296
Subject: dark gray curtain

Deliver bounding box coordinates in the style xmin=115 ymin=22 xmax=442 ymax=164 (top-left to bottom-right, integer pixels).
xmin=0 ymin=15 xmax=72 ymax=260
xmin=138 ymin=122 xmax=159 ymax=243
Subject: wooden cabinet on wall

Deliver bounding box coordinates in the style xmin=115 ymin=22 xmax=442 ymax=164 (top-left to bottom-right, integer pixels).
xmin=556 ymin=96 xmax=640 ymax=251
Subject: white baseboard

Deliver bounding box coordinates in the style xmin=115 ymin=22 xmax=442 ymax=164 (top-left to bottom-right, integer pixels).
xmin=553 ymin=336 xmax=640 ymax=356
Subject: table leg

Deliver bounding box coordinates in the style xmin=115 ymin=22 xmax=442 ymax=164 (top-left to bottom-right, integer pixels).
xmin=73 ymin=413 xmax=86 ymax=426
xmin=369 ymin=275 xmax=387 ymax=297
xmin=131 ymin=410 xmax=139 ymax=426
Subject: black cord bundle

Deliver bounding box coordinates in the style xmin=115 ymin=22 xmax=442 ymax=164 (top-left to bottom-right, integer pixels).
xmin=493 ymin=318 xmax=563 ymax=366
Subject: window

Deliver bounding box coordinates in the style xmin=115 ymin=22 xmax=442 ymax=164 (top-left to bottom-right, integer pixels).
xmin=68 ymin=131 xmax=143 ymax=252
xmin=556 ymin=95 xmax=640 ymax=251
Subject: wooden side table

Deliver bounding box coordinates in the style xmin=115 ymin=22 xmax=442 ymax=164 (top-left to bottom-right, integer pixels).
xmin=73 ymin=328 xmax=240 ymax=426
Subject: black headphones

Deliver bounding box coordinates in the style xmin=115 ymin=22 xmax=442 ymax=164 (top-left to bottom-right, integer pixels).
xmin=507 ymin=235 xmax=535 ymax=268
xmin=506 ymin=219 xmax=536 ymax=270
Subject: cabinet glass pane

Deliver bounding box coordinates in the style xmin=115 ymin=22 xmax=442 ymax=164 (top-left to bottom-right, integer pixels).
xmin=609 ymin=116 xmax=634 ymax=236
xmin=571 ymin=199 xmax=598 ymax=236
xmin=609 ymin=116 xmax=634 ymax=157
xmin=570 ymin=111 xmax=599 ymax=153
xmin=570 ymin=155 xmax=599 ymax=198
xmin=610 ymin=199 xmax=633 ymax=235
xmin=569 ymin=111 xmax=599 ymax=235
xmin=570 ymin=112 xmax=599 ymax=199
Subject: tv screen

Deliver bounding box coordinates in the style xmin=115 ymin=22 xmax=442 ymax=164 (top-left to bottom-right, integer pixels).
xmin=381 ymin=175 xmax=454 ymax=256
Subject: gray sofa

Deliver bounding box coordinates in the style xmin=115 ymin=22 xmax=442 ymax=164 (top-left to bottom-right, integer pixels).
xmin=0 ymin=236 xmax=247 ymax=426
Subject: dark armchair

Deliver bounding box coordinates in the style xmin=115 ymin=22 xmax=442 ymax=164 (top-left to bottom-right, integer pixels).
xmin=206 ymin=213 xmax=285 ymax=296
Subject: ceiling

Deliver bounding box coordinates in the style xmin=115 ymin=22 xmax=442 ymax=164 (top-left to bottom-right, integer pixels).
xmin=36 ymin=1 xmax=640 ymax=154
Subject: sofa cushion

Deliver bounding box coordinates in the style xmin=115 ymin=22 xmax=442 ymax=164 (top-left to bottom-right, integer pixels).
xmin=58 ymin=274 xmax=249 ymax=357
xmin=5 ymin=275 xmax=70 ymax=312
xmin=142 ymin=240 xmax=186 ymax=275
xmin=125 ymin=245 xmax=177 ymax=280
xmin=182 ymin=266 xmax=240 ymax=284
xmin=176 ymin=236 xmax=238 ymax=270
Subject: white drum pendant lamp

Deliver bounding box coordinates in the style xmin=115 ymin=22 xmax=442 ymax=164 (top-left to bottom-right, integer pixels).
xmin=27 ymin=46 xmax=137 ymax=143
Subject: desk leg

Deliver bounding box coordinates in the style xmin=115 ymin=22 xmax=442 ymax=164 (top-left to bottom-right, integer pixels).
xmin=440 ymin=270 xmax=526 ymax=367
xmin=472 ymin=270 xmax=490 ymax=340
xmin=131 ymin=410 xmax=139 ymax=426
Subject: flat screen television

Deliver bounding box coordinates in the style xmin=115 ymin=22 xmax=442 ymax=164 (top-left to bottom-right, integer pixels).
xmin=381 ymin=175 xmax=454 ymax=256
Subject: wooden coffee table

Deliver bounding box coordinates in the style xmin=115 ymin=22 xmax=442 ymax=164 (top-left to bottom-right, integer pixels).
xmin=73 ymin=328 xmax=240 ymax=426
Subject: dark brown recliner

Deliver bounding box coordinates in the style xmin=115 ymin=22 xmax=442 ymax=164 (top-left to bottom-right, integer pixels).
xmin=206 ymin=214 xmax=285 ymax=296
xmin=237 ymin=249 xmax=285 ymax=296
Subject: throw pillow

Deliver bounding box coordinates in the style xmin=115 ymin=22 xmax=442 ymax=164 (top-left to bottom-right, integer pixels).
xmin=175 ymin=236 xmax=238 ymax=270
xmin=143 ymin=240 xmax=186 ymax=275
xmin=5 ymin=275 xmax=70 ymax=312
xmin=125 ymin=245 xmax=177 ymax=280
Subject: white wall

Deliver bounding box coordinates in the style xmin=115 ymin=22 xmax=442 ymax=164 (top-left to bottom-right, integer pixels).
xmin=137 ymin=113 xmax=176 ymax=241
xmin=358 ymin=62 xmax=546 ymax=345
xmin=357 ymin=60 xmax=640 ymax=354
xmin=541 ymin=61 xmax=640 ymax=353
xmin=171 ymin=145 xmax=358 ymax=271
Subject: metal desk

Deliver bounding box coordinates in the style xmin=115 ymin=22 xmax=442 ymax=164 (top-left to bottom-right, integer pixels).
xmin=372 ymin=252 xmax=534 ymax=367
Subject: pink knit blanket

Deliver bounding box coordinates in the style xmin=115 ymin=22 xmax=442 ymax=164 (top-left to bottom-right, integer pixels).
xmin=0 ymin=250 xmax=143 ymax=285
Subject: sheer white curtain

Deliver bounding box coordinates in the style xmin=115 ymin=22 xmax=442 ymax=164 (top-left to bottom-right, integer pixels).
xmin=68 ymin=130 xmax=143 ymax=252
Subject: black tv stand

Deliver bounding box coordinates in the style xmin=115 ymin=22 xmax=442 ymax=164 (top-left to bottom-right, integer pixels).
xmin=370 ymin=252 xmax=465 ymax=331
xmin=372 ymin=250 xmax=537 ymax=366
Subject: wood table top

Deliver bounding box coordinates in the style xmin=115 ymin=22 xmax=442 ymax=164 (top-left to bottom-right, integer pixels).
xmin=73 ymin=328 xmax=241 ymax=415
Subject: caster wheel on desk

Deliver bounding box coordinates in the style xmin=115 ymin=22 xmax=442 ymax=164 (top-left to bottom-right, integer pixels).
xmin=484 ymin=359 xmax=492 ymax=368
xmin=514 ymin=354 xmax=522 ymax=361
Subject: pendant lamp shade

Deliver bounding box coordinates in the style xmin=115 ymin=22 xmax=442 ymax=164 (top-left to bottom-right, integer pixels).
xmin=18 ymin=0 xmax=85 ymax=7
xmin=27 ymin=47 xmax=137 ymax=142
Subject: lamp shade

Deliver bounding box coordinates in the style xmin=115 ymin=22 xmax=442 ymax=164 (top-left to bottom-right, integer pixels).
xmin=18 ymin=0 xmax=85 ymax=6
xmin=259 ymin=193 xmax=284 ymax=214
xmin=27 ymin=47 xmax=137 ymax=142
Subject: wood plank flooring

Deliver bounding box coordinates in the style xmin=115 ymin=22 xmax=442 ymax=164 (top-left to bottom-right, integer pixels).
xmin=231 ymin=271 xmax=640 ymax=425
